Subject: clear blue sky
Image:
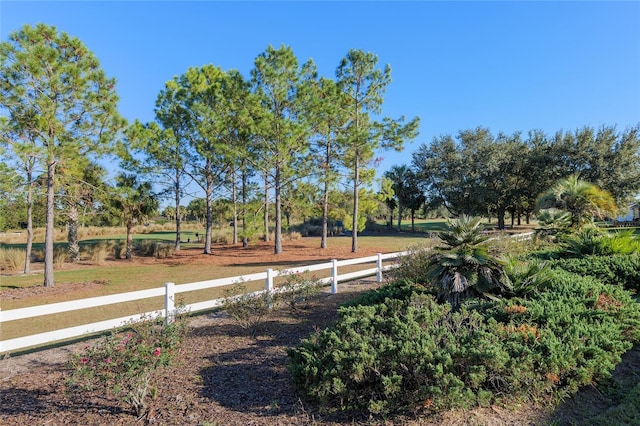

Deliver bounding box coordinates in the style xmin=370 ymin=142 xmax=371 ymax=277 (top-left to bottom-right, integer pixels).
xmin=2 ymin=1 xmax=639 ymax=177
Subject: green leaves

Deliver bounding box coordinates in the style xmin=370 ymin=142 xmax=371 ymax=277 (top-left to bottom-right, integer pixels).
xmin=1 ymin=23 xmax=125 ymax=286
xmin=289 ymin=264 xmax=640 ymax=418
xmin=536 ymin=174 xmax=618 ymax=228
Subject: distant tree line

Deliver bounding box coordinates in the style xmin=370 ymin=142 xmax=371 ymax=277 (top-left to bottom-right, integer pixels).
xmin=382 ymin=125 xmax=640 ymax=231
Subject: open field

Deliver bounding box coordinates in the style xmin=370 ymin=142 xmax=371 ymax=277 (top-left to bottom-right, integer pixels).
xmin=1 ymin=234 xmax=432 ymax=342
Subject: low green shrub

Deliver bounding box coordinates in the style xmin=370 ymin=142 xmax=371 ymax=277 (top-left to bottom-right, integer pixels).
xmin=560 ymin=227 xmax=640 ymax=257
xmin=288 ymin=270 xmax=640 ymax=418
xmin=341 ymin=279 xmax=428 ymax=308
xmin=549 ymin=254 xmax=640 ymax=293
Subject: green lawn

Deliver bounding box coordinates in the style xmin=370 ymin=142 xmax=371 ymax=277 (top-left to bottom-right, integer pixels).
xmin=1 ymin=233 xmax=431 ymax=344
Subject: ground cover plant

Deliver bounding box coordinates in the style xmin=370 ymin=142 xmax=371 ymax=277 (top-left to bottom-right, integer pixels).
xmin=288 ymin=275 xmax=640 ymax=418
xmin=549 ymin=254 xmax=640 ymax=293
xmin=288 ymin=217 xmax=640 ymax=420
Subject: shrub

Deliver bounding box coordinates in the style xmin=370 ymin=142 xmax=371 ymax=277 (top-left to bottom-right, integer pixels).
xmin=341 ymin=279 xmax=428 ymax=308
xmin=0 ymin=248 xmax=25 ymax=272
xmin=560 ymin=226 xmax=640 ymax=257
xmin=482 ymin=269 xmax=640 ymax=395
xmin=534 ymin=208 xmax=572 ymax=242
xmin=67 ymin=315 xmax=187 ymax=417
xmin=275 ymin=270 xmax=324 ymax=310
xmin=53 ymin=245 xmax=69 ymax=266
xmin=222 ymin=282 xmax=271 ymax=335
xmin=82 ymin=240 xmax=116 ymax=264
xmin=549 ymin=254 xmax=640 ymax=293
xmin=388 ymin=244 xmax=435 ymax=285
xmin=426 ymin=215 xmax=505 ymax=307
xmin=501 ymin=257 xmax=553 ymax=298
xmin=289 ymin=270 xmax=640 ymax=418
xmin=134 ymin=240 xmax=175 ymax=258
xmin=285 ymin=230 xmax=302 ymax=240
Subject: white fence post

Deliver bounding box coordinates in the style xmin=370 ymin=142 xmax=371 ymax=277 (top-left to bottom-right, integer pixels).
xmin=266 ymin=268 xmax=274 ymax=308
xmin=165 ymin=282 xmax=175 ymax=325
xmin=331 ymin=259 xmax=338 ymax=294
xmin=376 ymin=253 xmax=383 ymax=283
xmin=266 ymin=268 xmax=274 ymax=292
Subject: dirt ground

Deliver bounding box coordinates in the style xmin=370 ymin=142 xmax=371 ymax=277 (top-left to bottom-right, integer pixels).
xmin=1 ymin=240 xmax=638 ymax=425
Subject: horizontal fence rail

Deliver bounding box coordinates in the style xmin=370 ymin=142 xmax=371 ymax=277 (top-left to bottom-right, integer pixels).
xmin=0 ymin=251 xmax=408 ymax=354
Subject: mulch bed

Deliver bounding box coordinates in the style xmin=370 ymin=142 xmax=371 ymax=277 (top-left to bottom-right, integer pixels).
xmin=0 ymin=279 xmax=549 ymax=425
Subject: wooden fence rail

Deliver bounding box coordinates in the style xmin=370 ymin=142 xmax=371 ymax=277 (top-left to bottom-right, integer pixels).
xmin=0 ymin=251 xmax=407 ymax=354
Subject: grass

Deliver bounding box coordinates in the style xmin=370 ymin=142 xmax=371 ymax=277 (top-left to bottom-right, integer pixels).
xmin=1 ymin=233 xmax=430 ymax=346
xmin=375 ymin=218 xmax=538 ymax=234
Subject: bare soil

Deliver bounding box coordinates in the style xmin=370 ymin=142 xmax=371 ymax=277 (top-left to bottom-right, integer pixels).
xmin=1 ymin=240 xmax=638 ymax=425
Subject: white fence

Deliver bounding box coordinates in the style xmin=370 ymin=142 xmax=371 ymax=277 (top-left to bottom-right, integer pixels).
xmin=0 ymin=251 xmax=407 ymax=354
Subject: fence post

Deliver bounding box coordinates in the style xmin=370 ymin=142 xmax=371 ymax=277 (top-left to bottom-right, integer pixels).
xmin=266 ymin=268 xmax=274 ymax=308
xmin=331 ymin=259 xmax=338 ymax=294
xmin=165 ymin=282 xmax=175 ymax=325
xmin=266 ymin=268 xmax=274 ymax=292
xmin=376 ymin=253 xmax=383 ymax=283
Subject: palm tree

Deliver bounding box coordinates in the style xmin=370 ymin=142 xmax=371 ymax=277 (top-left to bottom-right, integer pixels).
xmin=110 ymin=174 xmax=159 ymax=259
xmin=534 ymin=208 xmax=572 ymax=241
xmin=425 ymin=215 xmax=505 ymax=308
xmin=536 ymin=174 xmax=617 ymax=228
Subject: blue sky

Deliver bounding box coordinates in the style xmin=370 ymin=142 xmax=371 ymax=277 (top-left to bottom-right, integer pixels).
xmin=2 ymin=1 xmax=639 ymax=177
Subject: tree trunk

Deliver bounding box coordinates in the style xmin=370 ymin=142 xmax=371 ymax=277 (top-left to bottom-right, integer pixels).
xmin=397 ymin=204 xmax=403 ymax=232
xmin=274 ymin=165 xmax=283 ymax=254
xmin=497 ymin=208 xmax=506 ymax=231
xmin=351 ymin=151 xmax=359 ymax=253
xmin=204 ymin=186 xmax=213 ymax=254
xmin=24 ymin=168 xmax=33 ymax=275
xmin=125 ymin=220 xmax=134 ymax=259
xmin=263 ymin=172 xmax=269 ymax=242
xmin=411 ymin=209 xmax=416 ymax=233
xmin=67 ymin=203 xmax=80 ymax=262
xmin=320 ymin=143 xmax=330 ymax=249
xmin=242 ymin=165 xmax=248 ymax=248
xmin=231 ymin=169 xmax=238 ymax=245
xmin=174 ymin=170 xmax=181 ymax=251
xmin=44 ymin=160 xmax=56 ymax=287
